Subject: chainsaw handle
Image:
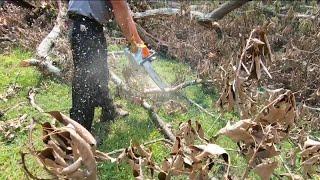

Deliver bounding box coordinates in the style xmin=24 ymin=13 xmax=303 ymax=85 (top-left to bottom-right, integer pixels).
xmin=140 ymin=50 xmax=156 ymax=65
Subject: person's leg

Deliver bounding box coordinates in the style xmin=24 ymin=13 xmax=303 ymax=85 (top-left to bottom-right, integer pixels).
xmin=69 ymin=16 xmax=100 ymax=131
xmin=90 ymin=24 xmax=117 ymax=123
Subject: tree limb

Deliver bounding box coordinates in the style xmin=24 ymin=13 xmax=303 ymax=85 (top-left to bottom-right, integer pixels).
xmin=133 ymin=0 xmax=249 ymax=23
xmin=20 ymin=58 xmax=62 ymax=77
xmin=133 ymin=8 xmax=180 ymax=18
xmin=198 ymin=0 xmax=249 ymax=22
xmin=21 ymin=0 xmax=67 ymax=77
xmin=143 ymin=79 xmax=213 ymax=94
xmin=141 ymin=100 xmax=176 ymax=142
xmin=262 ymin=7 xmax=318 ymax=20
xmin=37 ymin=0 xmax=67 ymax=59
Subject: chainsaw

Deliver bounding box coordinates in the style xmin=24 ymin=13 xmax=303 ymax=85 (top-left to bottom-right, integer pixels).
xmin=124 ymin=46 xmax=167 ymax=91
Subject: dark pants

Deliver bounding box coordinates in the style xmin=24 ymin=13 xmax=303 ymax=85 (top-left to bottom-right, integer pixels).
xmin=70 ymin=15 xmax=115 ymax=131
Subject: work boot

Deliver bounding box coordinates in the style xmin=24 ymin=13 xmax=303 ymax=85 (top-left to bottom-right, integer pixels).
xmin=115 ymin=106 xmax=129 ymax=117
xmin=94 ymin=121 xmax=110 ymax=147
xmin=101 ymin=104 xmax=129 ymax=122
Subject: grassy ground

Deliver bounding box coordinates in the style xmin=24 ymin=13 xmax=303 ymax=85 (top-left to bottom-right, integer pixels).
xmin=0 ymin=49 xmax=260 ymax=179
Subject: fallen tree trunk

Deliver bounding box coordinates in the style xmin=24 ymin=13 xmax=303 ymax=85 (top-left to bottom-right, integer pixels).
xmin=133 ymin=1 xmax=249 ymax=23
xmin=262 ymin=8 xmax=318 ymax=20
xmin=197 ymin=0 xmax=249 ymax=22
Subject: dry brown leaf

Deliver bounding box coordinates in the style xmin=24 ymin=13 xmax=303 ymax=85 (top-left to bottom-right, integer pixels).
xmin=255 ymin=90 xmax=296 ymax=126
xmin=48 ymin=111 xmax=97 ymax=148
xmin=190 ymin=144 xmax=228 ymax=162
xmin=301 ymin=137 xmax=320 ymax=176
xmin=195 ymin=121 xmax=205 ymax=140
xmin=216 ymin=119 xmax=255 ymax=144
xmin=253 ymin=160 xmax=278 ymax=180
xmin=280 ymin=173 xmax=303 ymax=180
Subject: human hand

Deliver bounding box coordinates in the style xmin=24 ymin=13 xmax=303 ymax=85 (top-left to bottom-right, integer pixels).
xmin=142 ymin=46 xmax=151 ymax=59
xmin=130 ymin=40 xmax=151 ymax=59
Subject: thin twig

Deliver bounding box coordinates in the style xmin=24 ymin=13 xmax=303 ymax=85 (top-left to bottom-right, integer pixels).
xmin=234 ymin=29 xmax=257 ymax=115
xmin=143 ymin=79 xmax=213 ymax=94
xmin=184 ymin=97 xmax=216 ymax=119
xmin=278 ymin=156 xmax=295 ymax=180
xmin=303 ymin=104 xmax=320 ymax=112
xmin=2 ymin=101 xmax=26 ymax=115
xmin=27 ymin=88 xmax=44 ymax=113
xmin=21 ymin=152 xmax=54 ymax=180
xmin=241 ymin=126 xmax=271 ymax=180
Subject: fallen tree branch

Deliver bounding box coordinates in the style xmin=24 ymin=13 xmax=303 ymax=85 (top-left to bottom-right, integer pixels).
xmin=143 ymin=79 xmax=213 ymax=93
xmin=133 ymin=1 xmax=249 ymax=24
xmin=262 ymin=8 xmax=318 ymax=20
xmin=133 ymin=8 xmax=179 ymax=18
xmin=20 ymin=58 xmax=62 ymax=77
xmin=303 ymin=104 xmax=320 ymax=112
xmin=142 ymin=101 xmax=176 ymax=142
xmin=197 ymin=0 xmax=249 ymax=22
xmin=21 ymin=0 xmax=67 ymax=77
xmin=37 ymin=0 xmax=67 ymax=59
xmin=109 ymin=71 xmax=176 ymax=142
xmin=27 ymin=88 xmax=44 ymax=113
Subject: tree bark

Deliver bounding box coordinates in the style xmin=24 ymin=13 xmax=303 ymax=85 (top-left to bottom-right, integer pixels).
xmin=21 ymin=0 xmax=67 ymax=77
xmin=4 ymin=0 xmax=35 ymax=9
xmin=133 ymin=8 xmax=180 ymax=18
xmin=133 ymin=1 xmax=249 ymax=23
xmin=197 ymin=0 xmax=249 ymax=22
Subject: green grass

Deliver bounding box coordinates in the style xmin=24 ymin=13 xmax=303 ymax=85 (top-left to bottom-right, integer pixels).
xmin=2 ymin=48 xmax=300 ymax=179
